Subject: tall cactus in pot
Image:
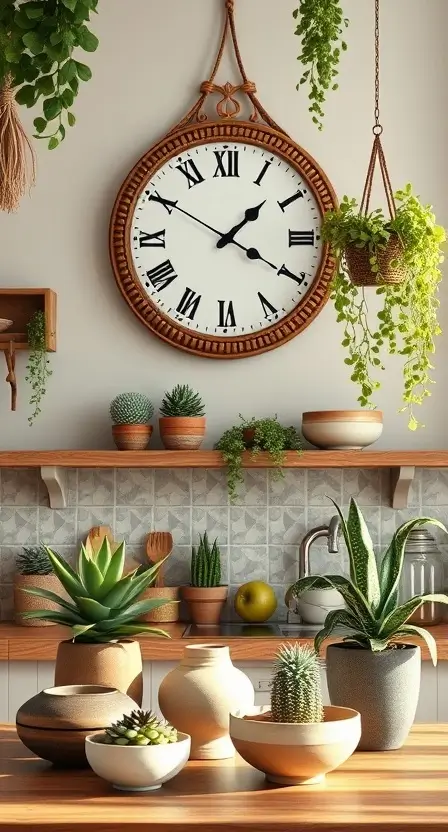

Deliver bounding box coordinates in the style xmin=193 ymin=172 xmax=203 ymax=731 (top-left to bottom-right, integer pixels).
xmin=182 ymin=532 xmax=227 ymax=625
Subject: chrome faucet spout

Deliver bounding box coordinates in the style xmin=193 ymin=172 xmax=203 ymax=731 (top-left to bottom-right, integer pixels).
xmin=328 ymin=515 xmax=341 ymax=554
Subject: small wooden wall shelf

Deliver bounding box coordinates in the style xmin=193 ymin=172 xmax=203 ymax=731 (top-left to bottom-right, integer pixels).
xmin=0 ymin=450 xmax=445 ymax=510
xmin=0 ymin=288 xmax=56 ymax=352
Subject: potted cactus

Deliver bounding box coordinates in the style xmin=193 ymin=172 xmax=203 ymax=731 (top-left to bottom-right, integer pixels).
xmin=14 ymin=546 xmax=65 ymax=628
xmin=20 ymin=537 xmax=170 ymax=704
xmin=230 ymin=644 xmax=360 ymax=785
xmin=159 ymin=384 xmax=206 ymax=450
xmin=181 ymin=533 xmax=227 ymax=625
xmin=110 ymin=392 xmax=154 ymax=450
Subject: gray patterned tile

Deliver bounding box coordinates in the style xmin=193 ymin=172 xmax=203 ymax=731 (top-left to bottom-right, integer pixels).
xmin=115 ymin=469 xmax=154 ymax=506
xmin=342 ymin=469 xmax=381 ymax=506
xmin=0 ymin=546 xmax=21 ymax=582
xmin=268 ymin=506 xmax=306 ymax=545
xmin=76 ymin=507 xmax=115 ymax=542
xmin=229 ymin=546 xmax=268 ymax=583
xmin=115 ymin=507 xmax=153 ymax=545
xmin=0 ymin=507 xmax=38 ymax=545
xmin=192 ymin=469 xmax=228 ymax=506
xmin=154 ymin=470 xmax=191 ymax=506
xmin=78 ymin=469 xmax=114 ymax=506
xmin=164 ymin=545 xmax=192 ymax=586
xmin=39 ymin=508 xmax=77 ymax=545
xmin=230 ymin=507 xmax=267 ymax=545
xmin=55 ymin=545 xmax=79 ymax=568
xmin=310 ymin=544 xmax=349 ymax=577
xmin=0 ymin=583 xmax=13 ymax=621
xmin=192 ymin=507 xmax=228 ymax=545
xmin=391 ymin=507 xmax=448 ymax=545
xmin=1 ymin=468 xmax=39 ymax=506
xmin=268 ymin=545 xmax=299 ymax=584
xmin=268 ymin=469 xmax=306 ymax=506
xmin=154 ymin=507 xmax=191 ymax=545
xmin=234 ymin=470 xmax=267 ymax=506
xmin=307 ymin=469 xmax=342 ymax=506
xmin=422 ymin=469 xmax=448 ymax=506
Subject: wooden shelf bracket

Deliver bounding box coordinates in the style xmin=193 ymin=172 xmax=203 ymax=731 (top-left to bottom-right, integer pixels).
xmin=40 ymin=466 xmax=67 ymax=509
xmin=390 ymin=466 xmax=415 ymax=509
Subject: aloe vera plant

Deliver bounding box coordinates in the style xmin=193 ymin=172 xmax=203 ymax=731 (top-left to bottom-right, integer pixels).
xmin=20 ymin=537 xmax=171 ymax=642
xmin=287 ymin=499 xmax=448 ymax=665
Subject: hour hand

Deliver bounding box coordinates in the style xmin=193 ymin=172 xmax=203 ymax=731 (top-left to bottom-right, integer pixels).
xmin=216 ymin=201 xmax=266 ymax=249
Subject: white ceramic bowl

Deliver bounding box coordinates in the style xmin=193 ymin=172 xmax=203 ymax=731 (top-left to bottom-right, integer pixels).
xmin=296 ymin=587 xmax=345 ymax=626
xmin=0 ymin=319 xmax=13 ymax=333
xmin=302 ymin=410 xmax=383 ymax=451
xmin=85 ymin=731 xmax=191 ymax=791
xmin=230 ymin=705 xmax=361 ymax=785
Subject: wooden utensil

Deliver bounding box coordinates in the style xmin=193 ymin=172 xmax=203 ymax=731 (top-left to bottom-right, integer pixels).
xmin=146 ymin=531 xmax=173 ymax=588
xmin=85 ymin=526 xmax=119 ymax=557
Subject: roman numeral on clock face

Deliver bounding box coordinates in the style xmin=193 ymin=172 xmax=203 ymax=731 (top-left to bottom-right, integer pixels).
xmin=146 ymin=260 xmax=177 ymax=291
xmin=278 ymin=190 xmax=304 ymax=212
xmin=176 ymin=287 xmax=201 ymax=320
xmin=218 ymin=300 xmax=236 ymax=328
xmin=278 ymin=264 xmax=307 ymax=285
xmin=214 ymin=149 xmax=239 ymax=178
xmin=139 ymin=229 xmax=165 ymax=248
xmin=258 ymin=292 xmax=278 ymax=318
xmin=148 ymin=191 xmax=178 ymax=214
xmin=289 ymin=230 xmax=315 ymax=246
xmin=175 ymin=159 xmax=205 ymax=189
xmin=254 ymin=160 xmax=272 ymax=186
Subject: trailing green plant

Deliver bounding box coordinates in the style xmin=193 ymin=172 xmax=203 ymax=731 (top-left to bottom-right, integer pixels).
xmin=191 ymin=532 xmax=222 ymax=588
xmin=104 ymin=709 xmax=178 ymax=747
xmin=160 ymin=384 xmax=205 ymax=418
xmin=322 ymin=185 xmax=445 ymax=429
xmin=17 ymin=545 xmax=54 ymax=576
xmin=293 ymin=0 xmax=348 ymax=130
xmin=271 ymin=643 xmax=323 ymax=724
xmin=0 ymin=0 xmax=99 ymax=149
xmin=20 ymin=536 xmax=171 ymax=641
xmin=216 ymin=415 xmax=302 ymax=502
xmin=110 ymin=392 xmax=154 ymax=425
xmin=287 ymin=498 xmax=448 ymax=664
xmin=25 ymin=309 xmax=52 ymax=426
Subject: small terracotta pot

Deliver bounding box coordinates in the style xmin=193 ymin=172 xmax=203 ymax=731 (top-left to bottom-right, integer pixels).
xmin=14 ymin=574 xmax=65 ymax=627
xmin=138 ymin=586 xmax=180 ymax=623
xmin=159 ymin=417 xmax=206 ymax=450
xmin=16 ymin=685 xmax=137 ymax=767
xmin=243 ymin=428 xmax=255 ymax=447
xmin=54 ymin=640 xmax=143 ymax=705
xmin=181 ymin=586 xmax=228 ymax=625
xmin=112 ymin=424 xmax=152 ymax=451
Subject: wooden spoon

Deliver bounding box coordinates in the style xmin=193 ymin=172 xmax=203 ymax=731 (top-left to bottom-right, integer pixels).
xmin=146 ymin=531 xmax=173 ymax=588
xmin=85 ymin=526 xmax=116 ymax=557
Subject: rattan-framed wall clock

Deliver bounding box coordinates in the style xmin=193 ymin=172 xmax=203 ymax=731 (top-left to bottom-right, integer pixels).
xmin=110 ymin=0 xmax=337 ymax=359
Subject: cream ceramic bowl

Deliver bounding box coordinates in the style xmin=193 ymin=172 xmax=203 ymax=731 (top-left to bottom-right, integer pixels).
xmin=85 ymin=731 xmax=191 ymax=791
xmin=296 ymin=587 xmax=345 ymax=626
xmin=302 ymin=410 xmax=383 ymax=451
xmin=230 ymin=705 xmax=361 ymax=785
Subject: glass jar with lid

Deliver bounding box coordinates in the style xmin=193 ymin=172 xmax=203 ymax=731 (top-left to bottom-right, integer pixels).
xmin=399 ymin=528 xmax=444 ymax=626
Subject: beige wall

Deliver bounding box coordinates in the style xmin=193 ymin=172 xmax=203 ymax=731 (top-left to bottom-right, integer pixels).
xmin=1 ymin=0 xmax=447 ymax=450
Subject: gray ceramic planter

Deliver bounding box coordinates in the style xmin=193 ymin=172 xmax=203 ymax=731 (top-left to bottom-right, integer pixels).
xmin=326 ymin=643 xmax=421 ymax=751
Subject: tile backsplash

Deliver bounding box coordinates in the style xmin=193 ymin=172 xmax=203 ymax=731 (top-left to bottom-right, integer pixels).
xmin=1 ymin=466 xmax=447 ymax=621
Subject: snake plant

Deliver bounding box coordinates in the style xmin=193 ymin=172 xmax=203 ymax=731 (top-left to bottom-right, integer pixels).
xmin=19 ymin=537 xmax=171 ymax=642
xmin=287 ymin=499 xmax=448 ymax=665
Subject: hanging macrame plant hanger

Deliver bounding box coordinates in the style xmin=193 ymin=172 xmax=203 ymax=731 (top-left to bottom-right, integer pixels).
xmin=344 ymin=0 xmax=406 ymax=288
xmin=0 ymin=73 xmax=36 ymax=213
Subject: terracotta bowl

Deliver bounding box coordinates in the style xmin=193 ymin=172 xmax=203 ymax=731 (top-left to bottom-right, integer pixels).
xmin=230 ymin=705 xmax=361 ymax=785
xmin=85 ymin=731 xmax=191 ymax=791
xmin=302 ymin=410 xmax=383 ymax=450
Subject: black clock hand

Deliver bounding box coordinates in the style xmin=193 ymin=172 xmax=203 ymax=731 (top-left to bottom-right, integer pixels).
xmin=216 ymin=201 xmax=266 ymax=249
xmin=148 ymin=192 xmax=277 ymax=269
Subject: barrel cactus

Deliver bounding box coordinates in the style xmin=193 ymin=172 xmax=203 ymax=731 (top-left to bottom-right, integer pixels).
xmin=271 ymin=643 xmax=324 ymax=724
xmin=191 ymin=532 xmax=221 ymax=587
xmin=110 ymin=393 xmax=154 ymax=425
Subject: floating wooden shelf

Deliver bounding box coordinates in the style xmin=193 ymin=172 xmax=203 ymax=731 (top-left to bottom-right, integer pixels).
xmin=0 ymin=288 xmax=57 ymax=352
xmin=0 ymin=449 xmax=445 ymax=510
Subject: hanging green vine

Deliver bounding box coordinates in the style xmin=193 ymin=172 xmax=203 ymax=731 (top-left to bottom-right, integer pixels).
xmin=0 ymin=0 xmax=99 ymax=149
xmin=293 ymin=0 xmax=349 ymax=130
xmin=26 ymin=310 xmax=52 ymax=425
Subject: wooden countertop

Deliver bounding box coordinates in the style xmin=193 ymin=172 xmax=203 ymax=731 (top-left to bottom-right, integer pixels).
xmin=2 ymin=621 xmax=448 ymax=661
xmin=1 ymin=723 xmax=448 ymax=830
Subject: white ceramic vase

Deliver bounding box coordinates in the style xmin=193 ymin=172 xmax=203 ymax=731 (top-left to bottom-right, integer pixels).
xmin=158 ymin=644 xmax=255 ymax=760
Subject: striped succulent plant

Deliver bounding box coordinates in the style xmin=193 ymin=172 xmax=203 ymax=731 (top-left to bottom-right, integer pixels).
xmin=191 ymin=533 xmax=221 ymax=587
xmin=287 ymin=498 xmax=448 ymax=665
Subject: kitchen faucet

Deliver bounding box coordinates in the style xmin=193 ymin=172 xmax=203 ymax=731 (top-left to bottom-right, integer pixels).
xmin=287 ymin=515 xmax=341 ymax=623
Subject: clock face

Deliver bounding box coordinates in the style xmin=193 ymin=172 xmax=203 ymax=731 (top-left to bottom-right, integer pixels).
xmin=110 ymin=122 xmax=336 ymax=358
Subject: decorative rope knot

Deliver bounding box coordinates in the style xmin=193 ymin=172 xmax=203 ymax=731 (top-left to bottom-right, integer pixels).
xmin=0 ymin=77 xmax=15 ymax=106
xmin=241 ymin=81 xmax=256 ymax=94
xmin=200 ymin=81 xmax=215 ymax=95
xmin=225 ymin=0 xmax=234 ymax=11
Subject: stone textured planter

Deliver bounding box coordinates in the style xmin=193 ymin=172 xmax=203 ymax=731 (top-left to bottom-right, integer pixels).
xmin=54 ymin=640 xmax=143 ymax=706
xmin=159 ymin=416 xmax=206 ymax=450
xmin=326 ymin=643 xmax=421 ymax=750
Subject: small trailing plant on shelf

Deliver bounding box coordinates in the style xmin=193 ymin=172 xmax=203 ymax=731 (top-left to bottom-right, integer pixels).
xmin=216 ymin=415 xmax=302 ymax=502
xmin=103 ymin=709 xmax=179 ymax=746
xmin=110 ymin=392 xmax=154 ymax=450
xmin=322 ymin=187 xmax=445 ymax=429
xmin=159 ymin=384 xmax=206 ymax=450
xmin=181 ymin=532 xmax=227 ymax=625
xmin=16 ymin=545 xmax=53 ymax=575
xmin=293 ymin=0 xmax=349 ymax=130
xmin=271 ymin=643 xmax=323 ymax=724
xmin=25 ymin=310 xmax=52 ymax=426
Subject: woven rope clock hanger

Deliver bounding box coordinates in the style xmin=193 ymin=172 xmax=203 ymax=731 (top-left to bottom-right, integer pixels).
xmin=344 ymin=0 xmax=407 ymax=288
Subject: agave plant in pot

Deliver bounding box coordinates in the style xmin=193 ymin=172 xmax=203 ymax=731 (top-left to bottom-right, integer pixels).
xmin=159 ymin=384 xmax=206 ymax=450
xmin=181 ymin=533 xmax=227 ymax=625
xmin=20 ymin=538 xmax=170 ymax=705
xmin=287 ymin=499 xmax=448 ymax=750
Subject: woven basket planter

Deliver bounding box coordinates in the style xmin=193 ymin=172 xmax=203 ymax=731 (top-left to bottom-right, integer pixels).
xmin=138 ymin=586 xmax=180 ymax=623
xmin=345 ymin=234 xmax=406 ymax=287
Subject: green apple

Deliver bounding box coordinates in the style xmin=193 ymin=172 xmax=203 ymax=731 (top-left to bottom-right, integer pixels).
xmin=234 ymin=581 xmax=277 ymax=623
